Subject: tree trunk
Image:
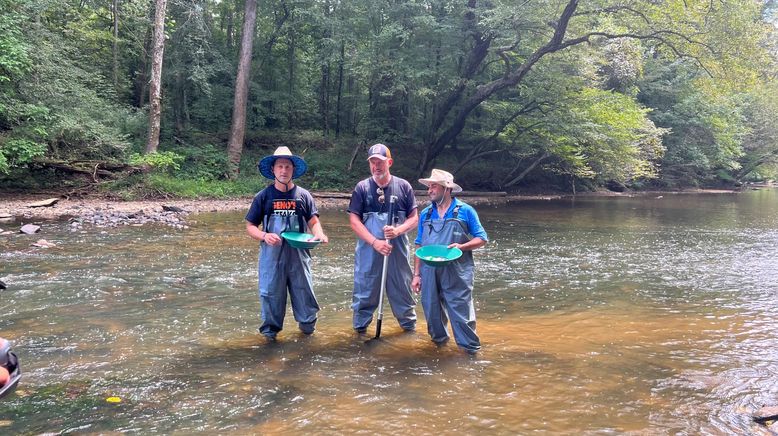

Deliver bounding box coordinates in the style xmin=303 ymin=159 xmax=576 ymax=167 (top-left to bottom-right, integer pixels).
xmin=452 ymin=106 xmax=541 ymax=175
xmin=145 ymin=0 xmax=168 ymax=154
xmin=335 ymin=40 xmax=344 ymax=138
xmin=135 ymin=25 xmax=152 ymax=108
xmin=736 ymin=151 xmax=778 ymax=181
xmin=423 ymin=0 xmax=490 ymax=145
xmin=225 ymin=0 xmax=258 ymax=178
xmin=502 ymin=152 xmax=550 ymax=188
xmin=417 ymin=0 xmax=580 ymax=177
xmin=112 ymin=0 xmax=119 ymax=93
xmin=319 ymin=0 xmax=331 ymax=136
xmin=347 ymin=73 xmax=356 ymax=135
xmin=174 ymin=71 xmax=184 ymax=135
xmin=320 ymin=63 xmax=330 ymax=135
xmin=226 ymin=5 xmax=234 ymax=49
xmin=287 ymin=27 xmax=296 ymax=129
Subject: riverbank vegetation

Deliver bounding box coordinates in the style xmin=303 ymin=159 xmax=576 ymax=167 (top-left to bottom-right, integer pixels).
xmin=1 ymin=0 xmax=777 ymax=198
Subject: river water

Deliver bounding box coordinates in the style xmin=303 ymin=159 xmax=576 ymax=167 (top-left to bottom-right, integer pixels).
xmin=1 ymin=190 xmax=778 ymax=434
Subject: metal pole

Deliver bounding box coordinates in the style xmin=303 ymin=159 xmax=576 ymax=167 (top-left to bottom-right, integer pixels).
xmin=375 ymin=195 xmax=397 ymax=339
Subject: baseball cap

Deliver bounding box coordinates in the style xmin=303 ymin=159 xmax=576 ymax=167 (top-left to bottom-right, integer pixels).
xmin=367 ymin=143 xmax=392 ymax=161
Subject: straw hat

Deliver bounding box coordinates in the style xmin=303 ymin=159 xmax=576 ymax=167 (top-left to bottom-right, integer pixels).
xmin=418 ymin=169 xmax=462 ymax=193
xmin=258 ymin=146 xmax=308 ymax=180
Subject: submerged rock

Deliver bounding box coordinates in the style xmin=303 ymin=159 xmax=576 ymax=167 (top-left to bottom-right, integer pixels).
xmin=31 ymin=239 xmax=57 ymax=248
xmin=73 ymin=209 xmax=190 ymax=229
xmin=20 ymin=224 xmax=41 ymax=234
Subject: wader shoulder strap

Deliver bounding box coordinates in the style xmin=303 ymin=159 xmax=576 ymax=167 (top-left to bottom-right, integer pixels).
xmin=424 ymin=207 xmax=433 ymax=223
xmin=293 ymin=188 xmax=305 ymax=231
xmin=425 ymin=204 xmax=461 ymax=222
xmin=262 ymin=192 xmax=272 ymax=230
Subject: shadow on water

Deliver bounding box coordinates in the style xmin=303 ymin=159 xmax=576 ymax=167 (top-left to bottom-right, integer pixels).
xmin=2 ymin=190 xmax=778 ymax=433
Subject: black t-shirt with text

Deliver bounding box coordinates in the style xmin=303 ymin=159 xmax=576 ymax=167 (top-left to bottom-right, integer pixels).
xmin=246 ymin=184 xmax=318 ymax=228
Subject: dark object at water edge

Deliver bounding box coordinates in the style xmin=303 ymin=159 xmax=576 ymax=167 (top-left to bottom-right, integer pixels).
xmin=0 ymin=351 xmax=21 ymax=399
xmin=753 ymin=405 xmax=778 ymax=423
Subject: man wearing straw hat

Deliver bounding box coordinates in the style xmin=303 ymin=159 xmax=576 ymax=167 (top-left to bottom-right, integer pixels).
xmin=348 ymin=143 xmax=419 ymax=334
xmin=412 ymin=169 xmax=488 ymax=354
xmin=246 ymin=146 xmax=329 ymax=341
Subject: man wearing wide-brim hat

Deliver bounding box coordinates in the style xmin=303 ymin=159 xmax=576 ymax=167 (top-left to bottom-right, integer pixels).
xmin=245 ymin=146 xmax=329 ymax=341
xmin=412 ymin=168 xmax=488 ymax=355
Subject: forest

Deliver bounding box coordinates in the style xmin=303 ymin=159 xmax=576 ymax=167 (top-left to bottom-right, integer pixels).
xmin=1 ymin=0 xmax=777 ymax=197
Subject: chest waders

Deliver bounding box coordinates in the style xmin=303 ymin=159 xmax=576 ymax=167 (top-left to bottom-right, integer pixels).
xmin=258 ymin=208 xmax=319 ymax=339
xmin=419 ymin=206 xmax=481 ymax=353
xmin=352 ymin=180 xmax=417 ymax=332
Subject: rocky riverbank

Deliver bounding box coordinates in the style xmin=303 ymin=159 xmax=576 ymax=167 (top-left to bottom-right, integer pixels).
xmin=0 ymin=187 xmax=746 ymax=229
xmin=0 ymin=194 xmax=382 ymax=229
xmin=0 ymin=197 xmax=253 ymax=229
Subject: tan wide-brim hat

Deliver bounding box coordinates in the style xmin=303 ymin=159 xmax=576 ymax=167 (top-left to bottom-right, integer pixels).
xmin=419 ymin=169 xmax=462 ymax=193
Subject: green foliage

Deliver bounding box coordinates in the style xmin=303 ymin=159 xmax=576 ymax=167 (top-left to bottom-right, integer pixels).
xmin=735 ymin=81 xmax=778 ymax=180
xmin=104 ymin=173 xmax=262 ymax=199
xmin=178 ymin=143 xmax=230 ymax=180
xmin=0 ymin=0 xmax=41 ymax=174
xmin=164 ymin=0 xmax=231 ymax=129
xmin=142 ymin=174 xmax=257 ymax=198
xmin=129 ymin=151 xmax=184 ymax=172
xmin=300 ymin=152 xmax=363 ymax=191
xmin=0 ymin=0 xmax=31 ymax=83
xmin=0 ymin=98 xmax=50 ymax=173
xmin=2 ymin=0 xmax=776 ymax=194
xmin=573 ymin=88 xmax=667 ymax=182
xmin=639 ymin=59 xmax=751 ymax=185
xmin=0 ymin=1 xmax=142 ymax=178
xmin=0 ymin=138 xmax=46 ymax=172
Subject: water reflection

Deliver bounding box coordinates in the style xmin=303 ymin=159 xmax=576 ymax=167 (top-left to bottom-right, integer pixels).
xmin=1 ymin=190 xmax=778 ymax=433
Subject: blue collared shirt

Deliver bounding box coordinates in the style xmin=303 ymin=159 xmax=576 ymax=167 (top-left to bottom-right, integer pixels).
xmin=415 ymin=198 xmax=488 ymax=245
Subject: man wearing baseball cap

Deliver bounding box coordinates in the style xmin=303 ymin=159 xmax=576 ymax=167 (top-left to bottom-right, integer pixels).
xmin=347 ymin=143 xmax=419 ymax=334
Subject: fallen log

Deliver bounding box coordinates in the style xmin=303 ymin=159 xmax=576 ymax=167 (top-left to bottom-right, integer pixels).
xmin=413 ymin=190 xmax=508 ymax=197
xmin=31 ymin=159 xmax=143 ymax=182
xmin=27 ymin=198 xmax=59 ymax=208
xmin=314 ymin=192 xmax=353 ymax=199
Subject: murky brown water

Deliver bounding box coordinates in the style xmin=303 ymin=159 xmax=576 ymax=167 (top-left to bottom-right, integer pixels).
xmin=2 ymin=190 xmax=778 ymax=434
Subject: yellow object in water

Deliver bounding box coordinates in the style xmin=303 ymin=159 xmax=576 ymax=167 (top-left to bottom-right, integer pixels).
xmin=106 ymin=396 xmax=122 ymax=403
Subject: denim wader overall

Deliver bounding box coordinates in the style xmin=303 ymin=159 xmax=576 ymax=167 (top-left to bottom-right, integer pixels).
xmin=258 ymin=211 xmax=319 ymax=338
xmin=419 ymin=207 xmax=480 ymax=353
xmin=352 ymin=180 xmax=417 ymax=331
